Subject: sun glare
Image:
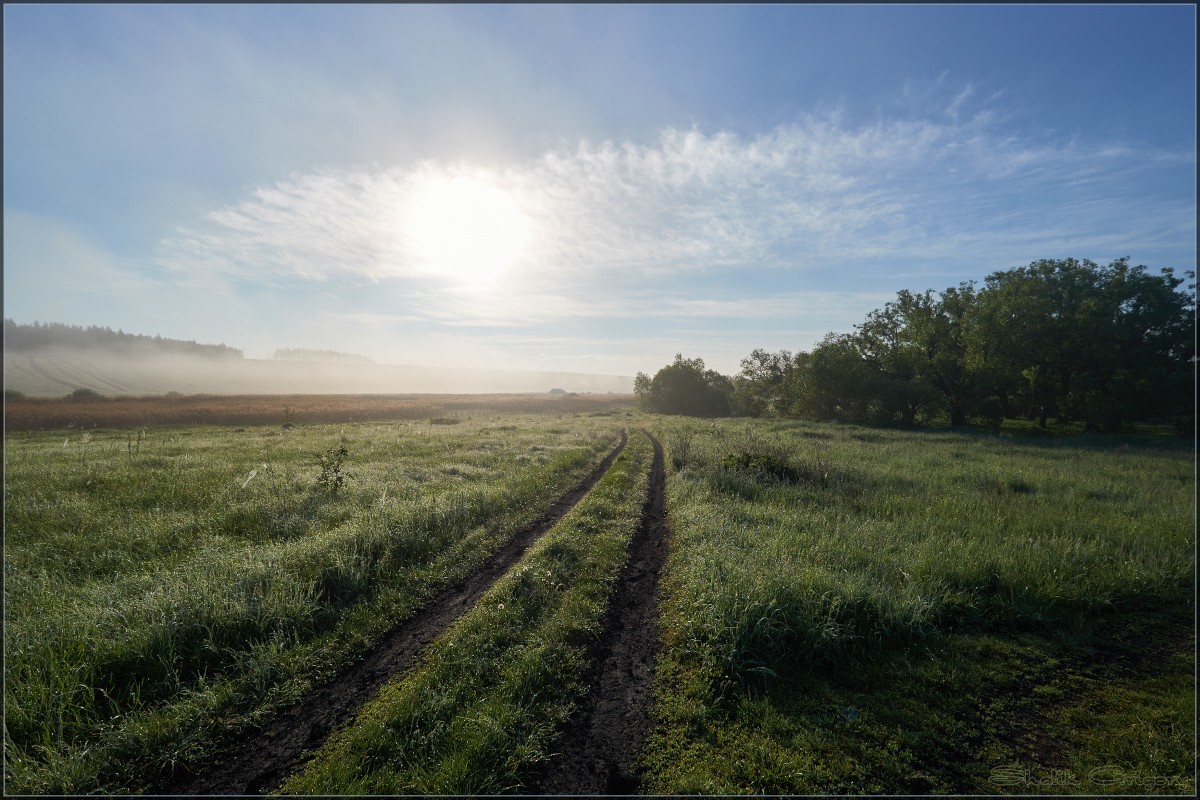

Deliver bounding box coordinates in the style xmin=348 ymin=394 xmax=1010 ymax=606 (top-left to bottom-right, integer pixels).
xmin=402 ymin=174 xmax=532 ymax=287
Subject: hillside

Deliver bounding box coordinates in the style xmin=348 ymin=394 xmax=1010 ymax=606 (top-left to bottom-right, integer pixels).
xmin=2 ymin=351 xmax=632 ymax=397
xmin=4 ymin=320 xmax=243 ymax=359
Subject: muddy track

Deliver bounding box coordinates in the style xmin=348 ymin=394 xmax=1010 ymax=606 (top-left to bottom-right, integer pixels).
xmin=533 ymin=429 xmax=669 ymax=795
xmin=161 ymin=429 xmax=628 ymax=796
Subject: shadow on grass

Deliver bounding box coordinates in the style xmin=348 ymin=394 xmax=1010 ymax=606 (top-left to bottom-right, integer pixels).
xmin=648 ymin=603 xmax=1194 ymax=795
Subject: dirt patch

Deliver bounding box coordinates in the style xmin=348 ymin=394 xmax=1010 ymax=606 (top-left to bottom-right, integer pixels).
xmin=533 ymin=429 xmax=670 ymax=795
xmin=1081 ymin=604 xmax=1195 ymax=677
xmin=159 ymin=430 xmax=629 ymax=795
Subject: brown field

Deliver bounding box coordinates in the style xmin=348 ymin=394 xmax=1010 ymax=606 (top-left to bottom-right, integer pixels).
xmin=2 ymin=392 xmax=635 ymax=431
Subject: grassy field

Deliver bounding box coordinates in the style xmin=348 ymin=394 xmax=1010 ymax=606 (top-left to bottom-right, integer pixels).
xmin=3 ymin=402 xmax=1194 ymax=795
xmin=639 ymin=417 xmax=1195 ymax=795
xmin=3 ymin=412 xmax=626 ymax=794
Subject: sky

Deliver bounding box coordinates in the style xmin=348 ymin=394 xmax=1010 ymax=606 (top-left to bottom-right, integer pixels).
xmin=4 ymin=4 xmax=1196 ymax=378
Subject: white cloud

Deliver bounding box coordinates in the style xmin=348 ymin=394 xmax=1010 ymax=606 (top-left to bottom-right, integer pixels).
xmin=155 ymin=96 xmax=1195 ymax=333
xmin=323 ymin=283 xmax=897 ymax=331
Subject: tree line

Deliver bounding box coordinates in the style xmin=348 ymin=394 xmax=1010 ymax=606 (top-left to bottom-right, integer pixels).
xmin=635 ymin=258 xmax=1195 ymax=433
xmin=3 ymin=320 xmax=244 ymax=360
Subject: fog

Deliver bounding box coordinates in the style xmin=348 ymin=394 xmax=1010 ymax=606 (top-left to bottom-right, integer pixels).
xmin=3 ymin=351 xmax=633 ymax=398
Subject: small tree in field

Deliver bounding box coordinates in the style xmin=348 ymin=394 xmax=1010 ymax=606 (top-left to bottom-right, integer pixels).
xmin=316 ymin=445 xmax=354 ymax=494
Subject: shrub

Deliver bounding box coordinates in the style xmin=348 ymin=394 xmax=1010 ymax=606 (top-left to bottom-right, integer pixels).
xmin=66 ymin=388 xmax=105 ymax=402
xmin=720 ymin=443 xmax=833 ymax=488
xmin=315 ymin=445 xmax=354 ymax=494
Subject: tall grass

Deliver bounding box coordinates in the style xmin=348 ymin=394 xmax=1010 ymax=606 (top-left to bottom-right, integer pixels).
xmin=4 ymin=415 xmax=622 ymax=794
xmin=641 ymin=416 xmax=1194 ymax=792
xmin=662 ymin=419 xmax=1192 ymax=685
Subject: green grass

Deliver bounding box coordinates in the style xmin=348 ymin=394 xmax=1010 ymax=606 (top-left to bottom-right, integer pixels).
xmin=282 ymin=430 xmax=654 ymax=794
xmin=640 ymin=416 xmax=1195 ymax=795
xmin=6 ymin=411 xmax=1193 ymax=795
xmin=3 ymin=415 xmax=623 ymax=794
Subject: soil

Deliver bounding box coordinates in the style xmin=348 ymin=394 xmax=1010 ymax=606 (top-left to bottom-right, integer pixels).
xmin=159 ymin=429 xmax=629 ymax=795
xmin=532 ymin=429 xmax=670 ymax=795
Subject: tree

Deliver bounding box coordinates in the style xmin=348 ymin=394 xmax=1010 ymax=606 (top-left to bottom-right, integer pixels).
xmin=633 ymin=371 xmax=653 ymax=404
xmin=730 ymin=348 xmax=793 ymax=417
xmin=854 ymin=302 xmax=940 ymax=426
xmin=787 ymin=333 xmax=879 ymax=423
xmin=886 ymin=285 xmax=981 ymax=427
xmin=977 ymin=258 xmax=1194 ymax=430
xmin=2 ymin=319 xmax=244 ymax=359
xmin=1070 ymin=259 xmax=1193 ymax=430
xmin=636 ymin=354 xmax=733 ymax=417
xmin=984 ymin=259 xmax=1108 ymax=426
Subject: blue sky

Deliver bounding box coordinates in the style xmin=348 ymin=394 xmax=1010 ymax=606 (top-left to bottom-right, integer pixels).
xmin=4 ymin=4 xmax=1195 ymax=377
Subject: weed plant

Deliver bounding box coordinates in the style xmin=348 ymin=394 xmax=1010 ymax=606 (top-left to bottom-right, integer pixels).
xmin=641 ymin=416 xmax=1195 ymax=793
xmin=283 ymin=431 xmax=654 ymax=794
xmin=3 ymin=415 xmax=621 ymax=793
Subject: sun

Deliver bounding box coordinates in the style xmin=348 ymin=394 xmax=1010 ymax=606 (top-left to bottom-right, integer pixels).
xmin=401 ymin=173 xmax=532 ymax=287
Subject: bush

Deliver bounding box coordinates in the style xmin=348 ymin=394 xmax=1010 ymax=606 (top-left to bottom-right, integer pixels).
xmin=316 ymin=445 xmax=354 ymax=494
xmin=66 ymin=388 xmax=105 ymax=402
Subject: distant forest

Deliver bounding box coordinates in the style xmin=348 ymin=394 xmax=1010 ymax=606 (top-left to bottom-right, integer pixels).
xmin=3 ymin=320 xmax=244 ymax=360
xmin=271 ymin=348 xmax=375 ymax=364
xmin=637 ymin=258 xmax=1196 ymax=434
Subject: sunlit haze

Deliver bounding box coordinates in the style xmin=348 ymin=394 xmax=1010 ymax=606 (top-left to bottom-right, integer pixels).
xmin=3 ymin=4 xmax=1195 ymax=380
xmin=402 ymin=172 xmax=532 ymax=287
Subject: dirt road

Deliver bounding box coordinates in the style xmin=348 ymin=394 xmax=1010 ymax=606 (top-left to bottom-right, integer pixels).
xmin=534 ymin=429 xmax=670 ymax=794
xmin=161 ymin=430 xmax=629 ymax=795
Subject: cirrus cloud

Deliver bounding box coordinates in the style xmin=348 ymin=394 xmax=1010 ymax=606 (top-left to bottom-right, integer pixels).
xmin=159 ymin=100 xmax=1193 ymax=306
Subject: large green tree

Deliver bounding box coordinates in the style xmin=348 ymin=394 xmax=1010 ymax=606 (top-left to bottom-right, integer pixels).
xmin=786 ymin=334 xmax=882 ymax=424
xmin=635 ymin=354 xmax=733 ymax=417
xmin=854 ymin=292 xmax=961 ymax=426
xmin=880 ymin=285 xmax=981 ymax=427
xmin=730 ymin=348 xmax=794 ymax=417
xmin=977 ymin=258 xmax=1194 ymax=430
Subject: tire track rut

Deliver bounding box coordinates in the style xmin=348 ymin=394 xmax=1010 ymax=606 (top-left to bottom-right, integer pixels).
xmin=534 ymin=429 xmax=669 ymax=795
xmin=161 ymin=429 xmax=628 ymax=795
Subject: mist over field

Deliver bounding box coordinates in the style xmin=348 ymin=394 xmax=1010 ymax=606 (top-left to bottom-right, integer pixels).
xmin=3 ymin=350 xmax=632 ymax=398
